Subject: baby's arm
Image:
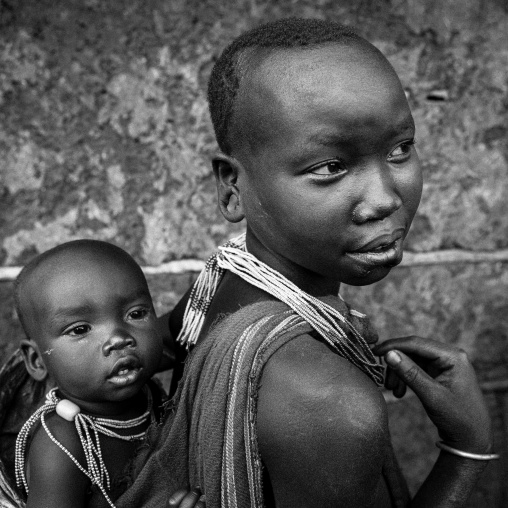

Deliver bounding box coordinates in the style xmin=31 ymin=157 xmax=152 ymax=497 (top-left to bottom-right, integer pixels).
xmin=157 ymin=311 xmax=176 ymax=371
xmin=168 ymin=488 xmax=205 ymax=508
xmin=156 ymin=286 xmax=192 ymax=372
xmin=25 ymin=413 xmax=89 ymax=508
xmin=374 ymin=337 xmax=493 ymax=507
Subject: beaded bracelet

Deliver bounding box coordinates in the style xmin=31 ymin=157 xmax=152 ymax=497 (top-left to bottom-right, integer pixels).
xmin=436 ymin=441 xmax=500 ymax=461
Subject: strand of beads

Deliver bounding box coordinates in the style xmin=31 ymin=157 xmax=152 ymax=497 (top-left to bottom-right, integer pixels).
xmin=217 ymin=239 xmax=384 ymax=386
xmin=177 ymin=236 xmax=242 ymax=347
xmin=176 ymin=233 xmax=384 ymax=386
xmin=15 ymin=387 xmax=153 ymax=508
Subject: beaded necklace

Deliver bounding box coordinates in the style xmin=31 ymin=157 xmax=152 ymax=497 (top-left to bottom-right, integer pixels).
xmin=15 ymin=387 xmax=152 ymax=508
xmin=177 ymin=233 xmax=384 ymax=386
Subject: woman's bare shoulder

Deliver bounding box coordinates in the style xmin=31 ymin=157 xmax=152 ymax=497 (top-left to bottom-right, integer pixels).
xmin=256 ymin=333 xmax=391 ymax=507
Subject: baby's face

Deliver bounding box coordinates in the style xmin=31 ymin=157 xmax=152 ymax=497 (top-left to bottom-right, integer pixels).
xmin=23 ymin=251 xmax=162 ymax=415
xmin=231 ymin=43 xmax=423 ymax=287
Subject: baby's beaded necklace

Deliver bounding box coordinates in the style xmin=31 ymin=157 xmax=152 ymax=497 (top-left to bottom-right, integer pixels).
xmin=177 ymin=233 xmax=384 ymax=386
xmin=15 ymin=386 xmax=152 ymax=508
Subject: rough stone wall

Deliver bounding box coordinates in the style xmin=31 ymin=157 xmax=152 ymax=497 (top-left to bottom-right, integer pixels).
xmin=1 ymin=0 xmax=507 ymax=505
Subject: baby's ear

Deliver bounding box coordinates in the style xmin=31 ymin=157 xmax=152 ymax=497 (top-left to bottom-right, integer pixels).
xmin=212 ymin=154 xmax=245 ymax=223
xmin=20 ymin=339 xmax=49 ymax=382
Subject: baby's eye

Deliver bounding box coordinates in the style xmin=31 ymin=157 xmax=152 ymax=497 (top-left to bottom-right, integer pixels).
xmin=387 ymin=140 xmax=415 ymax=163
xmin=128 ymin=308 xmax=150 ymax=321
xmin=308 ymin=159 xmax=346 ymax=177
xmin=66 ymin=324 xmax=91 ymax=336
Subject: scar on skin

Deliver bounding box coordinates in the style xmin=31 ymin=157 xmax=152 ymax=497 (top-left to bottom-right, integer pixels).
xmin=43 ymin=348 xmax=54 ymax=356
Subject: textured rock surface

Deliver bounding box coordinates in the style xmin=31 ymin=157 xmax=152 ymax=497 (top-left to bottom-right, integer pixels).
xmin=1 ymin=0 xmax=507 ymax=266
xmin=1 ymin=0 xmax=507 ymax=505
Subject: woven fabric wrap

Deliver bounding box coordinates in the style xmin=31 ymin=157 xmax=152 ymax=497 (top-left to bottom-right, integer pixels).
xmin=0 ymin=349 xmax=47 ymax=508
xmin=115 ymin=297 xmax=408 ymax=508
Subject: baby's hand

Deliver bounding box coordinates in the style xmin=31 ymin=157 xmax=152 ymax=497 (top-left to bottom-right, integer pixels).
xmin=168 ymin=488 xmax=205 ymax=508
xmin=373 ymin=336 xmax=493 ymax=453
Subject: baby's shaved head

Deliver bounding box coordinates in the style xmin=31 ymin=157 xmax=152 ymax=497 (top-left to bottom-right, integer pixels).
xmin=14 ymin=240 xmax=143 ymax=341
xmin=208 ymin=18 xmax=377 ymax=155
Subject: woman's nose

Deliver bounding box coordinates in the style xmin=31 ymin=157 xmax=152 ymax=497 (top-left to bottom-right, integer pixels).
xmin=352 ymin=167 xmax=402 ymax=224
xmin=102 ymin=332 xmax=136 ymax=356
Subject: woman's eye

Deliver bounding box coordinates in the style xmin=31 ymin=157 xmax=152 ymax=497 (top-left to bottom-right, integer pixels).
xmin=66 ymin=324 xmax=91 ymax=336
xmin=308 ymin=159 xmax=346 ymax=176
xmin=387 ymin=140 xmax=415 ymax=163
xmin=129 ymin=308 xmax=149 ymax=320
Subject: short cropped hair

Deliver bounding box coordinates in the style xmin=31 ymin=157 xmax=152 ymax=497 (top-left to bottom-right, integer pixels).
xmin=207 ymin=18 xmax=364 ymax=154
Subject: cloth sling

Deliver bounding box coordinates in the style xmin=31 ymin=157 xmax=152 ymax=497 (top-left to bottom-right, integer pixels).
xmin=115 ymin=297 xmax=410 ymax=508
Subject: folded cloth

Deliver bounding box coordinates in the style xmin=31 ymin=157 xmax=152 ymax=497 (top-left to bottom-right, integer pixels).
xmin=0 ymin=349 xmax=47 ymax=508
xmin=115 ymin=297 xmax=409 ymax=508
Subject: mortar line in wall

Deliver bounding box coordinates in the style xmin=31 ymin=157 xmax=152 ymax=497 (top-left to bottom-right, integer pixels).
xmin=1 ymin=249 xmax=508 ymax=282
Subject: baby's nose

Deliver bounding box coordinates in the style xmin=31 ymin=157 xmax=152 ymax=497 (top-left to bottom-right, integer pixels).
xmin=102 ymin=333 xmax=136 ymax=356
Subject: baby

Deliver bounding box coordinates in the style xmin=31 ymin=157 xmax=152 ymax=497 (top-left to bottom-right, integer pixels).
xmin=13 ymin=239 xmax=204 ymax=508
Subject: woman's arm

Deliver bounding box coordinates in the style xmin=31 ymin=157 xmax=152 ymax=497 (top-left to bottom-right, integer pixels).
xmin=373 ymin=337 xmax=494 ymax=508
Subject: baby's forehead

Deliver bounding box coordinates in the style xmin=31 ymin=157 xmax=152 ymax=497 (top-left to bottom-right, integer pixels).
xmin=33 ymin=245 xmax=132 ymax=278
xmin=20 ymin=245 xmax=140 ymax=303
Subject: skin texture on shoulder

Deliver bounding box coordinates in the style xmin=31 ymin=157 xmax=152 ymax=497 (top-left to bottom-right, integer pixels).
xmin=257 ymin=333 xmax=392 ymax=508
xmin=25 ymin=413 xmax=90 ymax=508
xmin=25 ymin=410 xmax=144 ymax=508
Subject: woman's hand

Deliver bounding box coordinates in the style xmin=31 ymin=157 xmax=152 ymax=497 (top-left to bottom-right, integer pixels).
xmin=372 ymin=336 xmax=493 ymax=453
xmin=168 ymin=488 xmax=205 ymax=508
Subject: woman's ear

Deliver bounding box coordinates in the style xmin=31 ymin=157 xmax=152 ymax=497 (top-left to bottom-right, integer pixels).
xmin=212 ymin=153 xmax=245 ymax=223
xmin=20 ymin=339 xmax=49 ymax=382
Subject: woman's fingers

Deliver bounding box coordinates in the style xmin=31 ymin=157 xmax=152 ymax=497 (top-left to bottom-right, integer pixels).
xmin=376 ymin=336 xmax=493 ymax=451
xmin=384 ymin=365 xmax=407 ymax=398
xmin=374 ymin=336 xmax=470 ymax=381
xmin=373 ymin=335 xmax=456 ymax=360
xmin=383 ymin=349 xmax=438 ymax=401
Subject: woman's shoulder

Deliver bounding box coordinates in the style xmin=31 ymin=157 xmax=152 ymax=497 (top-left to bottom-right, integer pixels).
xmin=256 ymin=332 xmax=391 ymax=505
xmin=257 ymin=331 xmax=388 ymax=444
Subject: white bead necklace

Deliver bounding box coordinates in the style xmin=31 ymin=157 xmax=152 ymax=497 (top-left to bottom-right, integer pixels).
xmin=15 ymin=387 xmax=152 ymax=508
xmin=177 ymin=233 xmax=384 ymax=386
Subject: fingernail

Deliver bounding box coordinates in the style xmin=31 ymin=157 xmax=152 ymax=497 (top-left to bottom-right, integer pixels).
xmin=385 ymin=350 xmax=401 ymax=366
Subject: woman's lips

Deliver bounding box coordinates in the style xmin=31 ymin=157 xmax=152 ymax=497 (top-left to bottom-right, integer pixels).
xmin=354 ymin=229 xmax=405 ymax=253
xmin=346 ymin=237 xmax=404 ymax=268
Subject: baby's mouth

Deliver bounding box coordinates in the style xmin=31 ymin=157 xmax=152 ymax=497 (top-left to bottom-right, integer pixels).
xmin=108 ymin=357 xmax=142 ymax=386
